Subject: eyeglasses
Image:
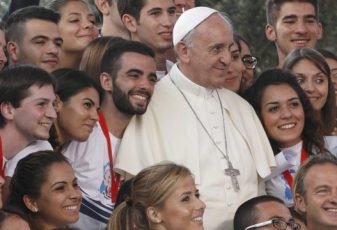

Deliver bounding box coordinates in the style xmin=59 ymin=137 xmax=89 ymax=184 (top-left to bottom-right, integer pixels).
xmin=241 ymin=54 xmax=258 ymax=70
xmin=244 ymin=218 xmax=301 ymax=230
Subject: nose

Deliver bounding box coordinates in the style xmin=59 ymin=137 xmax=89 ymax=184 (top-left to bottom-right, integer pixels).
xmin=83 ymin=18 xmax=94 ymax=30
xmin=47 ymin=42 xmax=59 ymax=55
xmin=280 ymin=106 xmax=292 ymax=119
xmin=161 ymin=12 xmax=176 ymax=27
xmin=294 ymin=20 xmax=308 ymax=34
xmin=91 ymin=108 xmax=99 ymax=121
xmin=220 ymin=49 xmax=232 ymax=66
xmin=47 ymin=103 xmax=57 ymax=119
xmin=70 ymin=185 xmax=82 ymax=200
xmin=139 ymin=77 xmax=155 ymax=92
xmin=302 ymin=80 xmax=315 ymax=93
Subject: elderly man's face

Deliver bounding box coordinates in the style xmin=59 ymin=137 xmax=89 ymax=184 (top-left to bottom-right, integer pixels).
xmin=179 ymin=14 xmax=234 ymax=89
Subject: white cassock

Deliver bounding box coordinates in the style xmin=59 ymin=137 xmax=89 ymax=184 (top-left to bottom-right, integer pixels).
xmin=115 ymin=64 xmax=276 ymax=230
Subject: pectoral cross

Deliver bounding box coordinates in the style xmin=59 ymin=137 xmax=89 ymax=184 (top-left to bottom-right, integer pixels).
xmin=224 ymin=161 xmax=240 ymax=192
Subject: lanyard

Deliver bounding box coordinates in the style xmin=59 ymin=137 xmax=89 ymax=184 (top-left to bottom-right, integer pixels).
xmin=282 ymin=147 xmax=308 ymax=190
xmin=98 ymin=111 xmax=120 ymax=203
xmin=0 ymin=136 xmax=3 ymax=176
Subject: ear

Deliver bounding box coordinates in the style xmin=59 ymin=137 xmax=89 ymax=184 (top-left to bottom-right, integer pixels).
xmin=54 ymin=95 xmax=63 ymax=112
xmin=0 ymin=102 xmax=15 ymax=121
xmin=175 ymin=42 xmax=190 ymax=64
xmin=146 ymin=206 xmax=163 ymax=224
xmin=294 ymin=193 xmax=306 ymax=213
xmin=95 ymin=0 xmax=110 ymax=15
xmin=121 ymin=14 xmax=137 ymax=33
xmin=100 ymin=72 xmax=113 ymax=92
xmin=265 ymin=24 xmax=276 ymax=42
xmin=6 ymin=41 xmax=19 ymax=63
xmin=23 ymin=195 xmax=39 ymax=213
xmin=316 ymin=22 xmax=323 ymax=40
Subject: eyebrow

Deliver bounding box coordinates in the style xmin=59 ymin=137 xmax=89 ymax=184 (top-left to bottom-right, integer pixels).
xmin=31 ymin=35 xmax=50 ymax=42
xmin=83 ymin=97 xmax=96 ymax=105
xmin=67 ymin=12 xmax=95 ymax=17
xmin=282 ymin=14 xmax=317 ymax=21
xmin=127 ymin=69 xmax=144 ymax=75
xmin=265 ymin=97 xmax=299 ymax=106
xmin=147 ymin=7 xmax=163 ymax=14
xmin=50 ymin=177 xmax=77 ymax=189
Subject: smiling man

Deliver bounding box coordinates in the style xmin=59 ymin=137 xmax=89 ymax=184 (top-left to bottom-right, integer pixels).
xmin=118 ymin=0 xmax=177 ymax=79
xmin=63 ymin=39 xmax=157 ymax=229
xmin=0 ymin=65 xmax=56 ymax=202
xmin=5 ymin=6 xmax=63 ymax=73
xmin=294 ymin=154 xmax=337 ymax=230
xmin=265 ymin=0 xmax=322 ymax=68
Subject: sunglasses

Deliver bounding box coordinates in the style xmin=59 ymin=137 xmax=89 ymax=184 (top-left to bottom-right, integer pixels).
xmin=241 ymin=55 xmax=258 ymax=70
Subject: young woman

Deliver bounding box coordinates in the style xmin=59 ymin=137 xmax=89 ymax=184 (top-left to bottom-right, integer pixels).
xmin=3 ymin=150 xmax=82 ymax=229
xmin=237 ymin=34 xmax=257 ymax=92
xmin=222 ymin=34 xmax=258 ymax=94
xmin=318 ymin=48 xmax=337 ymax=135
xmin=46 ymin=0 xmax=98 ymax=69
xmin=283 ymin=48 xmax=336 ymax=135
xmin=50 ymin=68 xmax=103 ymax=151
xmin=79 ymin=36 xmax=124 ymax=83
xmin=108 ymin=163 xmax=206 ymax=230
xmin=223 ymin=34 xmax=246 ymax=93
xmin=244 ymin=68 xmax=326 ymax=205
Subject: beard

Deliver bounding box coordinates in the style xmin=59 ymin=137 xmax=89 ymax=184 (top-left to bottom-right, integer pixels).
xmin=112 ymin=81 xmax=151 ymax=115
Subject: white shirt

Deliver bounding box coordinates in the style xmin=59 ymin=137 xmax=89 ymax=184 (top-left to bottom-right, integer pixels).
xmin=5 ymin=140 xmax=52 ymax=177
xmin=265 ymin=141 xmax=302 ymax=206
xmin=63 ymin=123 xmax=120 ymax=230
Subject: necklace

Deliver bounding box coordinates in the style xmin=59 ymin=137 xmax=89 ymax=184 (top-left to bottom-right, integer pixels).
xmin=169 ymin=76 xmax=240 ymax=192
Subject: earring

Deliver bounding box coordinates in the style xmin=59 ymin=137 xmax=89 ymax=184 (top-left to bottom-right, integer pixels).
xmin=32 ymin=207 xmax=38 ymax=213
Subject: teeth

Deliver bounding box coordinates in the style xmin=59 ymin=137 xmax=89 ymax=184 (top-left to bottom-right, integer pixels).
xmin=279 ymin=123 xmax=295 ymax=129
xmin=132 ymin=95 xmax=147 ymax=100
xmin=64 ymin=205 xmax=77 ymax=210
xmin=192 ymin=217 xmax=203 ymax=222
xmin=39 ymin=122 xmax=51 ymax=127
xmin=327 ymin=208 xmax=337 ymax=212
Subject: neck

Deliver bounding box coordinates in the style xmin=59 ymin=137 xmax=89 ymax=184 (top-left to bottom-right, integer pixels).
xmin=100 ymin=96 xmax=132 ymax=138
xmin=53 ymin=123 xmax=70 ymax=149
xmin=156 ymin=51 xmax=169 ymax=72
xmin=276 ymin=48 xmax=286 ymax=68
xmin=59 ymin=50 xmax=82 ymax=69
xmin=101 ymin=22 xmax=130 ymax=40
xmin=0 ymin=127 xmax=32 ymax=160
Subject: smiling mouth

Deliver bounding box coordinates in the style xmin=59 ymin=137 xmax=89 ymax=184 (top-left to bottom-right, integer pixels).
xmin=191 ymin=216 xmax=203 ymax=224
xmin=278 ymin=123 xmax=296 ymax=129
xmin=325 ymin=208 xmax=337 ymax=213
xmin=39 ymin=122 xmax=52 ymax=128
xmin=291 ymin=39 xmax=310 ymax=46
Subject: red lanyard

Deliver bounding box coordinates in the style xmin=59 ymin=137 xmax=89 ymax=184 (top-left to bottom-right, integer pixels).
xmin=98 ymin=111 xmax=121 ymax=203
xmin=0 ymin=136 xmax=3 ymax=176
xmin=282 ymin=147 xmax=308 ymax=190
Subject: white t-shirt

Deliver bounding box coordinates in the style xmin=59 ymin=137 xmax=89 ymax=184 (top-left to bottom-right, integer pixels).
xmin=5 ymin=140 xmax=52 ymax=177
xmin=63 ymin=123 xmax=120 ymax=230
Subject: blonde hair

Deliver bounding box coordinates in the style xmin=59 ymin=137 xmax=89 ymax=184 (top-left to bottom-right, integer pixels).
xmin=108 ymin=163 xmax=193 ymax=230
xmin=80 ymin=36 xmax=122 ymax=84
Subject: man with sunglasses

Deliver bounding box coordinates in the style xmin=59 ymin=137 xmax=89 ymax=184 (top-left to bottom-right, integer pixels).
xmin=234 ymin=195 xmax=301 ymax=230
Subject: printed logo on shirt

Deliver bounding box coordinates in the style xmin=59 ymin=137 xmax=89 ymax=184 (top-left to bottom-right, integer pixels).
xmin=99 ymin=163 xmax=112 ymax=199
